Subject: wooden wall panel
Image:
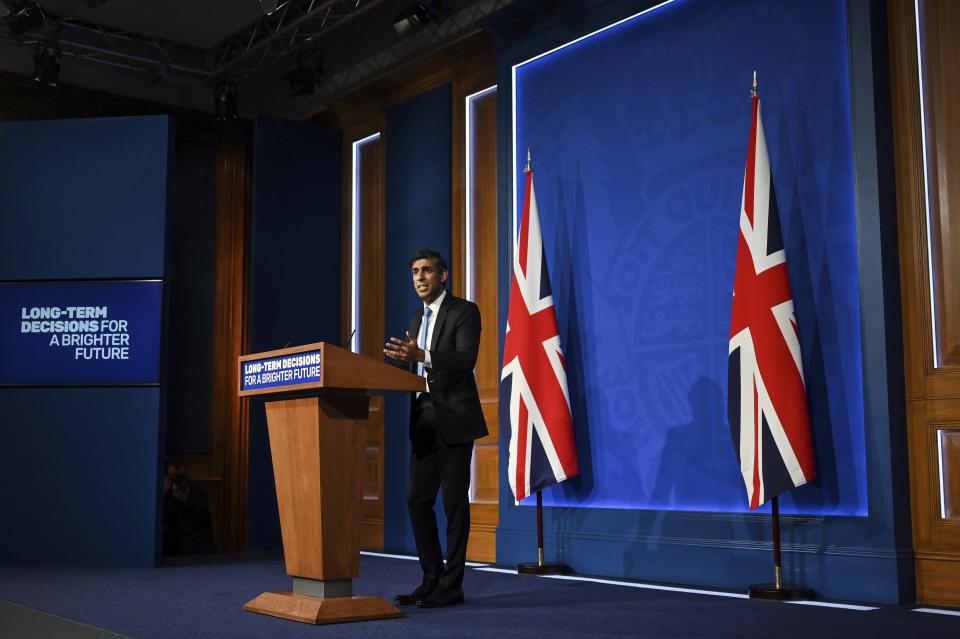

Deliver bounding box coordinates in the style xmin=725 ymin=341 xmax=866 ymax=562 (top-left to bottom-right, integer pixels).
xmin=341 ymin=118 xmax=387 ymax=551
xmin=454 ymin=76 xmax=498 ymax=563
xmin=165 ymin=126 xmax=251 ymax=556
xmin=358 ymin=135 xmax=386 ymax=359
xmin=329 ymin=33 xmax=496 ymax=560
xmin=917 ymin=0 xmax=960 ymax=366
xmin=890 ymin=0 xmax=960 ymax=607
xmin=472 ymin=443 xmax=500 ymax=505
xmin=470 ymin=90 xmax=500 ymax=398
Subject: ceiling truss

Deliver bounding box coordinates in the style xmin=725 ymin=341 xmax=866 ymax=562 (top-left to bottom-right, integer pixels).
xmin=0 ymin=0 xmax=510 ymax=107
xmin=0 ymin=1 xmax=388 ymax=83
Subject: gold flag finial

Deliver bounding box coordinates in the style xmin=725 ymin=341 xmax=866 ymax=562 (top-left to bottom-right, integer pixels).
xmin=751 ymin=70 xmax=758 ymax=98
xmin=525 ymin=148 xmax=532 ymax=173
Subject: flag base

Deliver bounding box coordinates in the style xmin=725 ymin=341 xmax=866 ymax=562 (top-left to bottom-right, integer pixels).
xmin=518 ymin=562 xmax=567 ymax=575
xmin=748 ymin=584 xmax=812 ymax=601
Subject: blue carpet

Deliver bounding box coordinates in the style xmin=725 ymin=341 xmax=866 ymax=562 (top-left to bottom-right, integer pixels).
xmin=0 ymin=554 xmax=957 ymax=639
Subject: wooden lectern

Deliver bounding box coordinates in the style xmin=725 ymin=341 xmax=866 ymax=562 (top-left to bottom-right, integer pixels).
xmin=237 ymin=342 xmax=424 ymax=624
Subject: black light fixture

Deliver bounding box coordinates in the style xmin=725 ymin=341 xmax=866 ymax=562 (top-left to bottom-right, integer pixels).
xmin=2 ymin=1 xmax=45 ymax=36
xmin=392 ymin=2 xmax=432 ymax=37
xmin=259 ymin=0 xmax=278 ymax=15
xmin=32 ymin=40 xmax=60 ymax=86
xmin=282 ymin=49 xmax=324 ymax=97
xmin=213 ymin=79 xmax=239 ymax=120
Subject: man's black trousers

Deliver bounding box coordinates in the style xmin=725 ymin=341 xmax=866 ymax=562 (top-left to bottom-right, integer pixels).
xmin=406 ymin=393 xmax=474 ymax=592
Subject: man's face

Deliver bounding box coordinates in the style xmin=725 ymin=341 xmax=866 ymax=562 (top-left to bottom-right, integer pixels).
xmin=411 ymin=258 xmax=447 ymax=304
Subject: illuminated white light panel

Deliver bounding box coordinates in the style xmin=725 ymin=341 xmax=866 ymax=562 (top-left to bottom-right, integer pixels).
xmin=351 ymin=132 xmax=380 ymax=353
xmin=475 ymin=567 xmax=518 ymax=575
xmin=465 ymin=84 xmax=497 ymax=303
xmin=464 ymin=85 xmax=497 ymax=504
xmin=914 ymin=607 xmax=960 ymax=617
xmin=510 ymin=0 xmax=678 ymax=247
xmin=787 ymin=600 xmax=877 ymax=611
xmin=937 ymin=429 xmax=948 ymax=519
xmin=542 ymin=574 xmax=749 ymax=599
xmin=359 ymin=550 xmax=418 ymax=561
xmin=914 ymin=0 xmax=939 ymax=367
xmin=477 ymin=568 xmax=887 ymax=607
xmin=353 ymin=557 xmax=886 ymax=608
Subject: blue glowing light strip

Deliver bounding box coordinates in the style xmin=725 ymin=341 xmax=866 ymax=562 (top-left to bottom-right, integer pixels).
xmin=914 ymin=0 xmax=939 ymax=368
xmin=352 ymin=131 xmax=380 ymax=354
xmin=465 ymin=84 xmax=497 ymax=303
xmin=510 ymin=0 xmax=679 ymax=247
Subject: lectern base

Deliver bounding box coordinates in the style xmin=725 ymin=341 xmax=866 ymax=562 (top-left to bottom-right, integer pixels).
xmin=243 ymin=591 xmax=403 ymax=625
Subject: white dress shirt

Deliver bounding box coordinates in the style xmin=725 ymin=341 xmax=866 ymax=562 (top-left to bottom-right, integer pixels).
xmin=420 ymin=289 xmax=446 ymax=391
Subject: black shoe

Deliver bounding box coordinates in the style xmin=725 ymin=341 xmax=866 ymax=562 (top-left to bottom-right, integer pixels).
xmin=416 ymin=588 xmax=464 ymax=608
xmin=395 ymin=582 xmax=437 ymax=606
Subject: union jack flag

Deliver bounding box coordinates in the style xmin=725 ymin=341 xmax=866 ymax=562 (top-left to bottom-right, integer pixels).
xmin=502 ymin=163 xmax=579 ymax=502
xmin=728 ymin=94 xmax=816 ymax=510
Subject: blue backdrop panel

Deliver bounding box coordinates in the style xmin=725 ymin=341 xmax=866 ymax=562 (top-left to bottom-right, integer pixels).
xmin=247 ymin=117 xmax=341 ymax=551
xmin=0 ymin=388 xmax=162 ymax=566
xmin=0 ymin=116 xmax=170 ymax=280
xmin=383 ymin=84 xmax=452 ymax=555
xmin=512 ymin=0 xmax=865 ymax=516
xmin=0 ymin=115 xmax=171 ymax=567
xmin=492 ymin=0 xmax=908 ymax=604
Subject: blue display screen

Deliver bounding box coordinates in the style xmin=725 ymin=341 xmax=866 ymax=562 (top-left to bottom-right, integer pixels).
xmin=0 ymin=280 xmax=162 ymax=385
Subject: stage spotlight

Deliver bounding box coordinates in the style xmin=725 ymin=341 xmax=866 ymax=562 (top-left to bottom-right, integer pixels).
xmin=392 ymin=2 xmax=432 ymax=36
xmin=213 ymin=79 xmax=239 ymax=120
xmin=2 ymin=1 xmax=44 ymax=36
xmin=282 ymin=49 xmax=324 ymax=97
xmin=282 ymin=65 xmax=318 ymax=97
xmin=32 ymin=40 xmax=60 ymax=86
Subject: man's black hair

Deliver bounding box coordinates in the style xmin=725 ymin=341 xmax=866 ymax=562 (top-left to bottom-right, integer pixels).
xmin=409 ymin=249 xmax=448 ymax=271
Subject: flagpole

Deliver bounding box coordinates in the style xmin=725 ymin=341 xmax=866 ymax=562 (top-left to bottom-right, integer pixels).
xmin=747 ymin=497 xmax=811 ymax=599
xmin=772 ymin=496 xmax=782 ymax=589
xmin=518 ymin=490 xmax=566 ymax=575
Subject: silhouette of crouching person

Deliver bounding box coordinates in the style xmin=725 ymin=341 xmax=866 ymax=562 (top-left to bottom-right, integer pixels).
xmin=162 ymin=458 xmax=216 ymax=556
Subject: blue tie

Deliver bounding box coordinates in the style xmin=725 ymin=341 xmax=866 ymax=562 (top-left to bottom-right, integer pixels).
xmin=417 ymin=307 xmax=432 ymax=379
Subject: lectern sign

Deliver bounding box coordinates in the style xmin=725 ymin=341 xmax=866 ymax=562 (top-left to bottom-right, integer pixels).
xmin=241 ymin=350 xmax=322 ymax=392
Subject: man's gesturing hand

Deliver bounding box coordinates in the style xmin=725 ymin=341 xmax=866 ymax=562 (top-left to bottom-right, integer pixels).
xmin=384 ymin=331 xmax=425 ymax=363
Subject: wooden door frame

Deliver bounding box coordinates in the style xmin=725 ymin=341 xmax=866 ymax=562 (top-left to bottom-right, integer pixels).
xmin=888 ymin=0 xmax=960 ymax=606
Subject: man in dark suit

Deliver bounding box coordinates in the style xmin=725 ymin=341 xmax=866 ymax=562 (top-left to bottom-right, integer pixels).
xmin=384 ymin=248 xmax=488 ymax=608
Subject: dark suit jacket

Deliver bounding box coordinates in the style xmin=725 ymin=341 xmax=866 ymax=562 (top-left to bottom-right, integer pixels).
xmin=407 ymin=292 xmax=488 ymax=445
